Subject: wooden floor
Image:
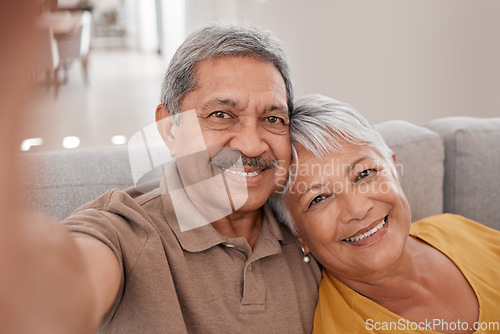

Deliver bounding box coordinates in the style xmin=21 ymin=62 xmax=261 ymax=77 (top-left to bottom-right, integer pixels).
xmin=22 ymin=49 xmax=167 ymax=153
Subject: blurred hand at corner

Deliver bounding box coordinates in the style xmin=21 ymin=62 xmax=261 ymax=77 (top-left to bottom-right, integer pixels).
xmin=0 ymin=1 xmax=98 ymax=333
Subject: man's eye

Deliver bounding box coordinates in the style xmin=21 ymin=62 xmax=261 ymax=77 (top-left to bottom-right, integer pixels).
xmin=261 ymin=115 xmax=288 ymax=134
xmin=308 ymin=195 xmax=327 ymax=208
xmin=266 ymin=116 xmax=284 ymax=124
xmin=210 ymin=111 xmax=231 ymax=119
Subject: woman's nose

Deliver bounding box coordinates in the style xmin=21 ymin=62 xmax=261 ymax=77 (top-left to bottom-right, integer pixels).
xmin=340 ymin=190 xmax=372 ymax=224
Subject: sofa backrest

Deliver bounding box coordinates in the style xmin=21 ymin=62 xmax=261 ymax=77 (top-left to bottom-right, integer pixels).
xmin=20 ymin=147 xmax=134 ymax=220
xmin=426 ymin=117 xmax=500 ymax=230
xmin=375 ymin=120 xmax=445 ymax=222
xmin=19 ymin=117 xmax=500 ymax=230
xmin=20 ymin=125 xmax=445 ymax=223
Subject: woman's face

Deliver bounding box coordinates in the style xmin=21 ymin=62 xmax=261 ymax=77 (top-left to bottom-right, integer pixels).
xmin=286 ymin=143 xmax=411 ymax=281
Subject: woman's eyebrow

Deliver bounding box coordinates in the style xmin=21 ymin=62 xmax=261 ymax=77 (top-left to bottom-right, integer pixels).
xmin=297 ymin=183 xmax=324 ymax=201
xmin=347 ymin=156 xmax=368 ymax=173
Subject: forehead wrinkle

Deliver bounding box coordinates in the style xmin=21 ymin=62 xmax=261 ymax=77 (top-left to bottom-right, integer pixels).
xmin=259 ymin=98 xmax=287 ymax=117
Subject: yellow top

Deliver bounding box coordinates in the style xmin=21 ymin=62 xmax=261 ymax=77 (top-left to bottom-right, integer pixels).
xmin=313 ymin=214 xmax=500 ymax=334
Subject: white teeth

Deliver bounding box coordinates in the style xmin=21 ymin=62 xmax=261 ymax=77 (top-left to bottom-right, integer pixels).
xmin=222 ymin=168 xmax=260 ymax=177
xmin=343 ymin=218 xmax=386 ymax=242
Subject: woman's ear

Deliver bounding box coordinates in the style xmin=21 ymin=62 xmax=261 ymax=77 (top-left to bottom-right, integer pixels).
xmin=155 ymin=104 xmax=177 ymax=156
xmin=296 ymin=235 xmax=311 ymax=254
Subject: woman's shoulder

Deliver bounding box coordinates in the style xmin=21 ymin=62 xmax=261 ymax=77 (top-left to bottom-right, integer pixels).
xmin=410 ymin=213 xmax=500 ymax=261
xmin=410 ymin=213 xmax=497 ymax=239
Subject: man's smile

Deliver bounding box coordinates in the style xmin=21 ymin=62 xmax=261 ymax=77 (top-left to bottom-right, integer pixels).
xmin=221 ymin=167 xmax=262 ymax=177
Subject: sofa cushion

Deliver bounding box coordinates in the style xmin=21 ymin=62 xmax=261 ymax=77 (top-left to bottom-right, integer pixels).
xmin=426 ymin=117 xmax=500 ymax=230
xmin=20 ymin=147 xmax=134 ymax=220
xmin=375 ymin=120 xmax=444 ymax=222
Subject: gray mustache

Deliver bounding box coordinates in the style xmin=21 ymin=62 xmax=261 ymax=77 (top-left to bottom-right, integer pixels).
xmin=209 ymin=148 xmax=278 ymax=169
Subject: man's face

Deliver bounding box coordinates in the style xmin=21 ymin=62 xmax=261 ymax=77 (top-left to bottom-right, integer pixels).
xmin=160 ymin=56 xmax=291 ymax=215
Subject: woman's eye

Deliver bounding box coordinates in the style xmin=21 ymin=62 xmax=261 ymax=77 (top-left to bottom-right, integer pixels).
xmin=355 ymin=169 xmax=376 ymax=182
xmin=308 ymin=195 xmax=327 ymax=208
xmin=210 ymin=111 xmax=231 ymax=119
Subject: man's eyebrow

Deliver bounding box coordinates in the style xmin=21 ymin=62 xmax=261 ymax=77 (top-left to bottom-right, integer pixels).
xmin=346 ymin=156 xmax=368 ymax=173
xmin=267 ymin=105 xmax=289 ymax=114
xmin=200 ymin=99 xmax=288 ymax=116
xmin=201 ymin=98 xmax=237 ymax=111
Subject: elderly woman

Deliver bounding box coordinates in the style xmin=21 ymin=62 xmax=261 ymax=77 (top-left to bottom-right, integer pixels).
xmin=270 ymin=94 xmax=500 ymax=334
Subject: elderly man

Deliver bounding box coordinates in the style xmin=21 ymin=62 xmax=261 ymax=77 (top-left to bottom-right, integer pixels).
xmin=2 ymin=24 xmax=321 ymax=333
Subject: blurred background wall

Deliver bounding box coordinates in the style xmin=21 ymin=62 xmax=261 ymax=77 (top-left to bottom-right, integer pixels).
xmin=183 ymin=0 xmax=500 ymax=125
xmin=28 ymin=0 xmax=499 ymax=152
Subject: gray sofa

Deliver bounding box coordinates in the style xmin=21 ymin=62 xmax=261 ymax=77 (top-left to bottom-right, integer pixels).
xmin=21 ymin=116 xmax=500 ymax=230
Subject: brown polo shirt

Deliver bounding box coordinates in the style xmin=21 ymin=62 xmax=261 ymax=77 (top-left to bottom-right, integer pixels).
xmin=63 ymin=167 xmax=321 ymax=333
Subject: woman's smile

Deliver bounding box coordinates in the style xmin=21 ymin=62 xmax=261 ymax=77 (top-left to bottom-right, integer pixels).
xmin=342 ymin=215 xmax=389 ymax=247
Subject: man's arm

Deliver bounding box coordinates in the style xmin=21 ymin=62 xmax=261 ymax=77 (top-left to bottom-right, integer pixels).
xmin=74 ymin=236 xmax=122 ymax=324
xmin=0 ymin=1 xmax=121 ymax=332
xmin=0 ymin=212 xmax=121 ymax=334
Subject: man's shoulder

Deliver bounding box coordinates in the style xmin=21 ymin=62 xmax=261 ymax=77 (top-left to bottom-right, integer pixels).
xmin=61 ymin=181 xmax=172 ymax=269
xmin=62 ymin=180 xmax=167 ymax=243
xmin=73 ymin=180 xmax=163 ymax=217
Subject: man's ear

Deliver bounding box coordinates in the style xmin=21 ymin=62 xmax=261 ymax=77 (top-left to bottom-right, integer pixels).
xmin=392 ymin=154 xmax=397 ymax=168
xmin=155 ymin=104 xmax=177 ymax=156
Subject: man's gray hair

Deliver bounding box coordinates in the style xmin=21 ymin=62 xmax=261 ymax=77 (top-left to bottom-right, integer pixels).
xmin=160 ymin=23 xmax=294 ymax=116
xmin=269 ymin=94 xmax=395 ymax=234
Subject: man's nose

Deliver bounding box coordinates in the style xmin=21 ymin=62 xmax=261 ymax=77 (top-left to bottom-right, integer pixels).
xmin=229 ymin=121 xmax=269 ymax=158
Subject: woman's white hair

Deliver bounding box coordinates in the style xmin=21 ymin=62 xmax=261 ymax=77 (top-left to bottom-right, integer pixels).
xmin=269 ymin=94 xmax=395 ymax=234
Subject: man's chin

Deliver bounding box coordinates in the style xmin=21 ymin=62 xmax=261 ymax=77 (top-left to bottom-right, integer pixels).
xmin=234 ymin=189 xmax=277 ymax=213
